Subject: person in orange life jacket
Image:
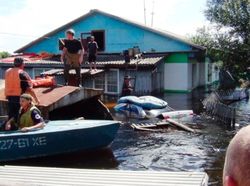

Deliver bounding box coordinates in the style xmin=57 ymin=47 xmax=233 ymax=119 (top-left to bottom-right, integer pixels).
xmin=61 ymin=29 xmax=84 ymax=86
xmin=5 ymin=94 xmax=44 ymax=132
xmin=4 ymin=58 xmax=40 ymax=127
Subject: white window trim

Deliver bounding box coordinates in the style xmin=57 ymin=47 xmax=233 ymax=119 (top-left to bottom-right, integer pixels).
xmin=93 ymin=75 xmax=105 ymax=90
xmin=33 ymin=68 xmax=51 ymax=78
xmin=105 ymin=69 xmax=119 ymax=95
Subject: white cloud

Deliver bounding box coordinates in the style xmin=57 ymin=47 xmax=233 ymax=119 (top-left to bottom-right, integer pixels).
xmin=0 ymin=0 xmax=207 ymax=53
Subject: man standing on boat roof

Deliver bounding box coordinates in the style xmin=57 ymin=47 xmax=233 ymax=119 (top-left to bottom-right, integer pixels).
xmin=5 ymin=94 xmax=45 ymax=132
xmin=4 ymin=57 xmax=40 ymax=127
xmin=87 ymin=36 xmax=98 ymax=71
xmin=61 ymin=29 xmax=84 ymax=87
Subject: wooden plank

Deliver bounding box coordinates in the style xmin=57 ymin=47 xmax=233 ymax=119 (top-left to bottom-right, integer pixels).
xmin=131 ymin=124 xmax=159 ymax=132
xmin=0 ymin=166 xmax=208 ymax=186
xmin=166 ymin=119 xmax=195 ymax=133
xmin=156 ymin=121 xmax=170 ymax=126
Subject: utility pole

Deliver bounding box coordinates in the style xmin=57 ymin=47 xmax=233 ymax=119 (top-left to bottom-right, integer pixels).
xmin=151 ymin=0 xmax=155 ymax=27
xmin=144 ymin=0 xmax=147 ymax=25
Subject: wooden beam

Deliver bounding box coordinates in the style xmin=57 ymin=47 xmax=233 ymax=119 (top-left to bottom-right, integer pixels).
xmin=166 ymin=119 xmax=195 ymax=133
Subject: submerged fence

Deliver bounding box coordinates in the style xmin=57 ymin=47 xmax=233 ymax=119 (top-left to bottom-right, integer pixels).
xmin=202 ymin=91 xmax=236 ymax=127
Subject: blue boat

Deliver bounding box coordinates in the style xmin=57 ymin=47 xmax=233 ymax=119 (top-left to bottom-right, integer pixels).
xmin=0 ymin=120 xmax=120 ymax=162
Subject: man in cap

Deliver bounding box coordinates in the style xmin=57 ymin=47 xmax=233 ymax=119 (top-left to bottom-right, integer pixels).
xmin=61 ymin=28 xmax=84 ymax=86
xmin=223 ymin=125 xmax=250 ymax=186
xmin=4 ymin=57 xmax=40 ymax=127
xmin=87 ymin=36 xmax=98 ymax=71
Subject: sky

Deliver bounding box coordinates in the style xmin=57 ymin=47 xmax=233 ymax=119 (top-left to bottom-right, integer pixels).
xmin=0 ymin=0 xmax=208 ymax=53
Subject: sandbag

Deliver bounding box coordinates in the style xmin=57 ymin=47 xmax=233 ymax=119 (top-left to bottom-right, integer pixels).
xmin=114 ymin=103 xmax=146 ymax=118
xmin=139 ymin=96 xmax=168 ymax=109
xmin=118 ymin=96 xmax=168 ymax=109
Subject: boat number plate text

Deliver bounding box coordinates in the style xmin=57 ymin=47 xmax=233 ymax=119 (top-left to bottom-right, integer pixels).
xmin=0 ymin=137 xmax=47 ymax=150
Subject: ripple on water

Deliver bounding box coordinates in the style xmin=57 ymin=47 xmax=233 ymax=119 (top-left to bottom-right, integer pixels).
xmin=112 ymin=93 xmax=250 ymax=185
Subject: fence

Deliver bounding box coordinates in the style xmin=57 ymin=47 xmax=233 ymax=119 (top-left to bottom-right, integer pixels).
xmin=202 ymin=91 xmax=236 ymax=127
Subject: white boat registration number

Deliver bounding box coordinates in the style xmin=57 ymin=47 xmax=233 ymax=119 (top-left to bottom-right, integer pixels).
xmin=0 ymin=137 xmax=47 ymax=150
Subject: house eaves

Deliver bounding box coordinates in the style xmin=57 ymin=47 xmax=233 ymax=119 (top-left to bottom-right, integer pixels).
xmin=15 ymin=9 xmax=205 ymax=53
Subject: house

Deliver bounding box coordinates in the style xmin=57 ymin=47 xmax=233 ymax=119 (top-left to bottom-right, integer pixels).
xmin=0 ymin=9 xmax=219 ymax=95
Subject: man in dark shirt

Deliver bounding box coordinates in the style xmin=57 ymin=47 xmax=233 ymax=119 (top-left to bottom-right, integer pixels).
xmin=87 ymin=36 xmax=98 ymax=71
xmin=61 ymin=29 xmax=84 ymax=86
xmin=5 ymin=58 xmax=40 ymax=125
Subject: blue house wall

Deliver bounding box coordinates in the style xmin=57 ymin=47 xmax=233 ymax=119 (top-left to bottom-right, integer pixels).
xmin=24 ymin=13 xmax=192 ymax=54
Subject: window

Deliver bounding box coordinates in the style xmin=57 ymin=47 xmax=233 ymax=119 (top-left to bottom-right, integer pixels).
xmin=106 ymin=69 xmax=119 ymax=94
xmin=33 ymin=68 xmax=51 ymax=78
xmin=94 ymin=74 xmax=105 ymax=90
xmin=92 ymin=30 xmax=105 ymax=51
xmin=83 ymin=79 xmax=94 ymax=89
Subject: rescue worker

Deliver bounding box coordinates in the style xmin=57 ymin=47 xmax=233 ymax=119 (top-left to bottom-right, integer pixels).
xmin=61 ymin=29 xmax=84 ymax=86
xmin=5 ymin=94 xmax=45 ymax=132
xmin=4 ymin=57 xmax=40 ymax=126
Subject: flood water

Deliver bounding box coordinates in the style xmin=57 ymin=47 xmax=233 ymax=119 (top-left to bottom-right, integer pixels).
xmin=6 ymin=89 xmax=250 ymax=186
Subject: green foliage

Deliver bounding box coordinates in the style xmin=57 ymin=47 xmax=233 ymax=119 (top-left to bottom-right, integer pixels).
xmin=205 ymin=0 xmax=250 ymax=44
xmin=0 ymin=51 xmax=10 ymax=59
xmin=189 ymin=26 xmax=228 ymax=63
xmin=190 ymin=0 xmax=250 ymax=76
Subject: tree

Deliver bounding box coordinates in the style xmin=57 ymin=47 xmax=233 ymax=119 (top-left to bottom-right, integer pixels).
xmin=205 ymin=0 xmax=250 ymax=45
xmin=189 ymin=26 xmax=230 ymax=65
xmin=0 ymin=51 xmax=10 ymax=59
xmin=204 ymin=0 xmax=250 ymax=72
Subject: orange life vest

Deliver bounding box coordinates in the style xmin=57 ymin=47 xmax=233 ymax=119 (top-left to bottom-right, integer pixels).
xmin=5 ymin=68 xmax=23 ymax=97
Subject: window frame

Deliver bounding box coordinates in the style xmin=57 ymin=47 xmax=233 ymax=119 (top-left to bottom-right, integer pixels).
xmin=91 ymin=30 xmax=105 ymax=52
xmin=105 ymin=69 xmax=119 ymax=95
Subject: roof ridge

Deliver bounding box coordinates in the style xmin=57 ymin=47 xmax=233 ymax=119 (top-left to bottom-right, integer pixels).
xmin=15 ymin=9 xmax=205 ymax=53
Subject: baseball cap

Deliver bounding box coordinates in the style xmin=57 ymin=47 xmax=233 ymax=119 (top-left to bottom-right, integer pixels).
xmin=66 ymin=29 xmax=75 ymax=36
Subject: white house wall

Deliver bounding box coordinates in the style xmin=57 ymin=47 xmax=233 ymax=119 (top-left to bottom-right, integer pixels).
xmin=164 ymin=63 xmax=190 ymax=92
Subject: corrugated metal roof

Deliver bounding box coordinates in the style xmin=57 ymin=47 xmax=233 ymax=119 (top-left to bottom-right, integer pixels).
xmin=97 ymin=57 xmax=163 ymax=66
xmin=0 ymin=166 xmax=209 ymax=186
xmin=0 ymin=86 xmax=103 ymax=111
xmin=42 ymin=69 xmax=105 ymax=76
xmin=0 ymin=57 xmax=163 ymax=68
xmin=14 ymin=9 xmax=205 ymax=53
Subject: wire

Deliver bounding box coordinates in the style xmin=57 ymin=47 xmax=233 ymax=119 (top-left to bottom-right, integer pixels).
xmin=0 ymin=32 xmax=42 ymax=38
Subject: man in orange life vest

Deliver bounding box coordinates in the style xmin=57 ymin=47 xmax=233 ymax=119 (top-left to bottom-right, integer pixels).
xmin=5 ymin=58 xmax=40 ymax=128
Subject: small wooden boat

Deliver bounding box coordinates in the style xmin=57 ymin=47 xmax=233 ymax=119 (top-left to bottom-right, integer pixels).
xmin=0 ymin=120 xmax=120 ymax=162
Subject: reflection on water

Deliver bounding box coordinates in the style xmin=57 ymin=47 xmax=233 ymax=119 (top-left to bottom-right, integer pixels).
xmin=3 ymin=89 xmax=249 ymax=185
xmin=5 ymin=148 xmax=118 ymax=169
xmin=111 ymin=90 xmax=249 ymax=185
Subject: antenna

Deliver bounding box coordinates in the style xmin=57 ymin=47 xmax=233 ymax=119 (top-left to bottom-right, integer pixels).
xmin=151 ymin=0 xmax=155 ymax=27
xmin=144 ymin=0 xmax=147 ymax=25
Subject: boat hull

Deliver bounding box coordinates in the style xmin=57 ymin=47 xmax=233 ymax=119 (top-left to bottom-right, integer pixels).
xmin=0 ymin=120 xmax=120 ymax=162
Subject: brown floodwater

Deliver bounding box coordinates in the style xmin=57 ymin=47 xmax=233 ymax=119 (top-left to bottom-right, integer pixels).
xmin=5 ymin=89 xmax=250 ymax=186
